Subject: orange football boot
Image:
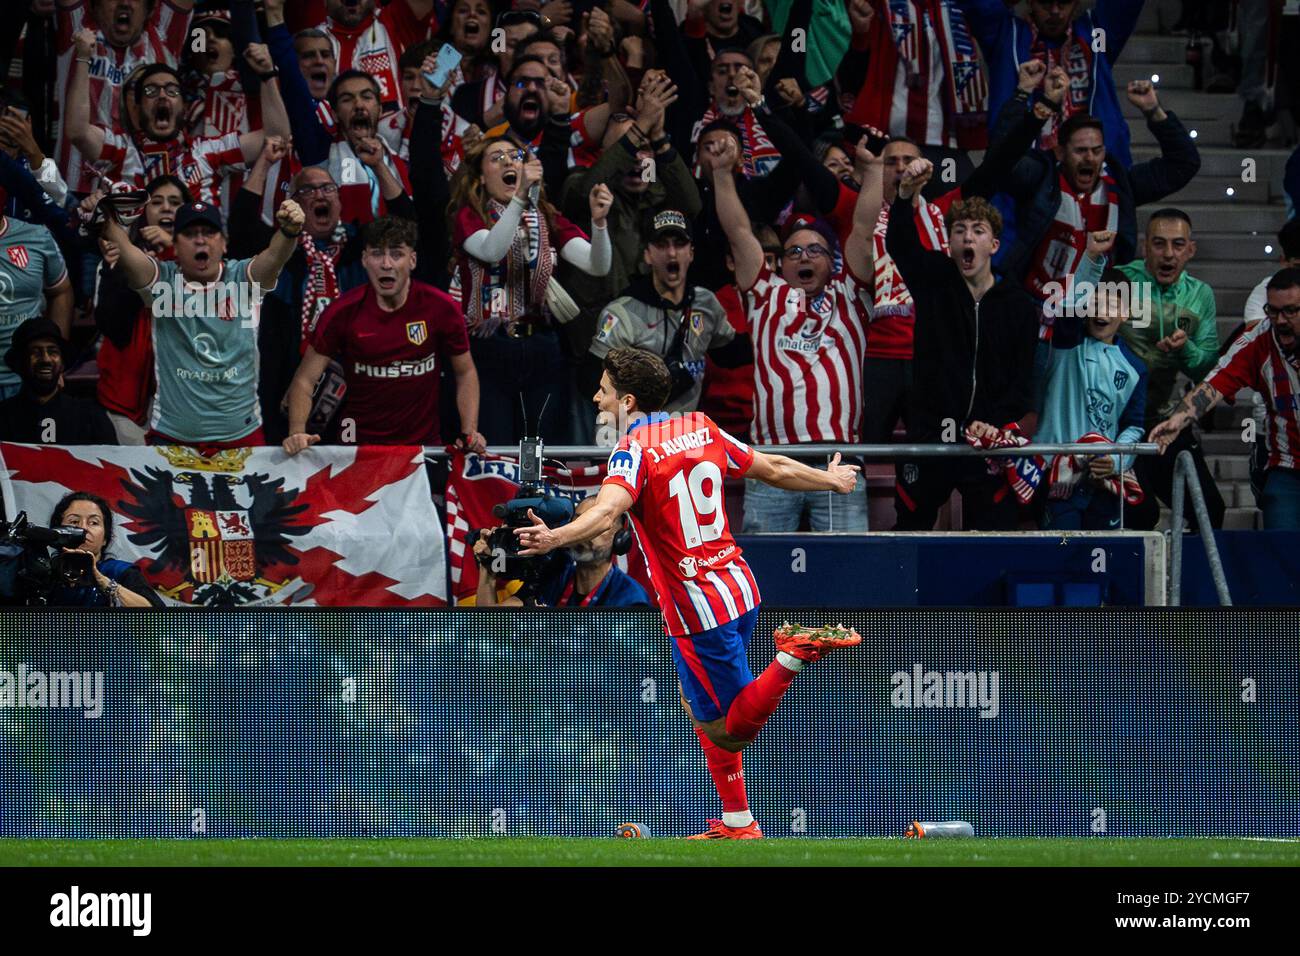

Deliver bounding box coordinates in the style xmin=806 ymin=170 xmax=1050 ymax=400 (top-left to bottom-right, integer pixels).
xmin=773 ymin=621 xmax=862 ymax=662
xmin=686 ymin=818 xmax=764 ymax=839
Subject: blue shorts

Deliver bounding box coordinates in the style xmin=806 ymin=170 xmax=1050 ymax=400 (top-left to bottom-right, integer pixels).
xmin=670 ymin=607 xmax=759 ymax=723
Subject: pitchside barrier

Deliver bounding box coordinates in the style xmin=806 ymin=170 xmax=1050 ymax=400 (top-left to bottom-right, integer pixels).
xmin=1 ymin=608 xmax=1296 ymax=839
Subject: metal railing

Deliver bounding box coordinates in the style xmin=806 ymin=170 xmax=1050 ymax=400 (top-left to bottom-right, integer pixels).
xmin=1169 ymin=449 xmax=1233 ymax=606
xmin=425 ymin=441 xmax=1241 ymax=604
xmin=424 ymin=441 xmax=1163 ymax=460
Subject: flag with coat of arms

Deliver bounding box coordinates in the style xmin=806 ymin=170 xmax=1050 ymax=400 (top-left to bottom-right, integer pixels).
xmin=0 ymin=443 xmax=446 ymax=606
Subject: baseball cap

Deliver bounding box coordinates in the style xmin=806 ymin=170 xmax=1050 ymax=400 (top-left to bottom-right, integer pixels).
xmin=172 ymin=200 xmax=224 ymax=235
xmin=647 ymin=209 xmax=693 ymax=243
xmin=4 ymin=317 xmax=67 ymax=375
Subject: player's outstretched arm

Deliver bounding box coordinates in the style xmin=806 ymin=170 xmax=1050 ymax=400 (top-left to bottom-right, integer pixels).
xmin=747 ymin=451 xmax=860 ymax=493
xmin=515 ymin=483 xmax=634 ymax=555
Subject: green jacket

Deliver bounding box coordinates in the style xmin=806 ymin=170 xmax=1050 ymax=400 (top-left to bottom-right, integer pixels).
xmin=1116 ymin=259 xmax=1220 ymax=427
xmin=556 ymin=136 xmax=702 ymax=359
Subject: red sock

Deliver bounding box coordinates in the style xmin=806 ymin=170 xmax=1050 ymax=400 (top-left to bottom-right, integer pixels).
xmin=724 ymin=657 xmax=800 ymax=742
xmin=694 ymin=726 xmax=748 ymax=813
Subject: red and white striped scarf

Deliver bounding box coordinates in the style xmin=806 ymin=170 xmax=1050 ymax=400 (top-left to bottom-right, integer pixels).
xmin=465 ymin=200 xmax=553 ymax=335
xmin=846 ymin=0 xmax=988 ymax=150
xmin=1027 ymin=28 xmax=1095 ymax=153
xmin=965 ymin=422 xmax=1045 ymax=505
xmin=1047 ymin=432 xmax=1144 ymax=504
xmin=322 ymin=14 xmax=402 ymax=108
xmin=298 ymin=231 xmax=342 ymax=355
xmin=691 ymin=105 xmax=780 ymax=179
xmin=1026 ymin=170 xmax=1119 ymax=334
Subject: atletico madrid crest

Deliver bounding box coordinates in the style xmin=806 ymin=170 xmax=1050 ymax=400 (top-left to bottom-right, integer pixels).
xmin=7 ymin=245 xmax=28 ymax=269
xmin=406 ymin=320 xmax=428 ymax=345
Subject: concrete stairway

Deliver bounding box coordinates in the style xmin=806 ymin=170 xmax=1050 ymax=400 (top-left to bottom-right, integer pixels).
xmin=1123 ymin=1 xmax=1290 ymax=530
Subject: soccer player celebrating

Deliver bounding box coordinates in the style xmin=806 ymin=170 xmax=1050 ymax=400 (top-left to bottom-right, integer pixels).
xmin=515 ymin=346 xmax=862 ymax=839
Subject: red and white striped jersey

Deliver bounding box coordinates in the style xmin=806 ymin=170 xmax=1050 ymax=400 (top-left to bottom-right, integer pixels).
xmin=869 ymin=199 xmax=948 ymax=360
xmin=319 ymin=1 xmax=432 ymax=111
xmin=98 ymin=129 xmax=247 ymax=213
xmin=743 ymin=264 xmax=872 ymax=444
xmin=1207 ymin=321 xmax=1300 ymax=472
xmin=55 ymin=0 xmax=193 ymax=194
xmin=603 ymin=412 xmax=761 ymax=637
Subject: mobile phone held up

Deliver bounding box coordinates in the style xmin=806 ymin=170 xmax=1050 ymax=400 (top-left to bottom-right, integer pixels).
xmin=423 ymin=43 xmax=464 ymax=91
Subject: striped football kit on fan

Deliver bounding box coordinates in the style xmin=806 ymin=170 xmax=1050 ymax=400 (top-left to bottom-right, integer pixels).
xmin=743 ymin=264 xmax=872 ymax=445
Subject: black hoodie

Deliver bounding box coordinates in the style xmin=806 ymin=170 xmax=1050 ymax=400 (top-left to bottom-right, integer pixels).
xmin=885 ymin=195 xmax=1039 ymax=442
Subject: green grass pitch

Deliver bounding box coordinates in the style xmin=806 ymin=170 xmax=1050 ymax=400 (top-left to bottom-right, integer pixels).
xmin=3 ymin=838 xmax=1298 ymax=867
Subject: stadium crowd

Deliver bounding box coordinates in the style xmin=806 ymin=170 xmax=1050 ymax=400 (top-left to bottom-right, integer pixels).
xmin=1 ymin=0 xmax=1299 ymax=531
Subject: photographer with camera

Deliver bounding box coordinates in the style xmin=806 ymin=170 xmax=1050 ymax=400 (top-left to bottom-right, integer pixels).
xmin=473 ymin=496 xmax=650 ymax=608
xmin=43 ymin=493 xmax=162 ymax=607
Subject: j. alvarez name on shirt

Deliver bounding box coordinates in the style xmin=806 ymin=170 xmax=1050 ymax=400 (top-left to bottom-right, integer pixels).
xmin=354 ymin=355 xmax=438 ymax=378
xmin=646 ymin=427 xmax=713 ymax=463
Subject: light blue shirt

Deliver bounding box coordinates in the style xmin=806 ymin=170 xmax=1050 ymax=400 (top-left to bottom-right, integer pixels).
xmin=146 ymin=258 xmax=263 ymax=442
xmin=1039 ymin=254 xmax=1148 ymax=473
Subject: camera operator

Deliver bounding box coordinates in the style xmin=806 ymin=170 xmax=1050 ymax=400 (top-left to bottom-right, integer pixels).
xmin=45 ymin=492 xmax=162 ymax=607
xmin=474 ymin=497 xmax=650 ymax=608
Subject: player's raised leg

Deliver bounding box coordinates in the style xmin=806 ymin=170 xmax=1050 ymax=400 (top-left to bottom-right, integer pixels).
xmin=724 ymin=621 xmax=863 ymax=742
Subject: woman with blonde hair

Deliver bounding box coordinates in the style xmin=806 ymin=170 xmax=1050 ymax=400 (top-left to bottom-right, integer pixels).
xmin=448 ymin=135 xmax=612 ymax=444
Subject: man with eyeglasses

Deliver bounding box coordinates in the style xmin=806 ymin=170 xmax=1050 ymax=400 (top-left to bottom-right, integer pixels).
xmin=481 ymin=54 xmax=582 ymax=196
xmin=1117 ymin=208 xmax=1224 ymax=531
xmin=1150 ymin=269 xmax=1300 ymax=530
xmin=53 ymin=0 xmax=197 ymax=195
xmin=229 ymin=139 xmax=416 ymax=444
xmin=65 ymin=40 xmax=291 ymax=215
xmin=710 ymin=134 xmax=883 ymax=532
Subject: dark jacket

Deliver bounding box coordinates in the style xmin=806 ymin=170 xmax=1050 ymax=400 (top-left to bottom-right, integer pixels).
xmin=50 ymin=557 xmax=166 ymax=608
xmin=558 ymin=134 xmax=701 ymax=349
xmin=986 ymin=91 xmax=1201 ymax=285
xmin=0 ymin=388 xmax=117 ymax=445
xmin=885 ymin=195 xmax=1039 ymax=441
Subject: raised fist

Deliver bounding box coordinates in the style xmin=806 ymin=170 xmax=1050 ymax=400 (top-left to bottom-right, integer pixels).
xmin=1044 ymin=66 xmax=1069 ymax=105
xmin=276 ymin=198 xmax=305 ymax=235
xmin=73 ymin=28 xmax=97 ymax=59
xmin=1018 ymin=58 xmax=1047 ymax=93
xmin=1086 ymin=229 xmax=1116 ymax=259
xmin=243 ymin=42 xmax=274 ymax=76
xmin=260 ymin=135 xmax=291 ymax=166
xmin=589 ymin=183 xmax=613 ymax=225
xmin=898 ymin=157 xmax=933 ymax=198
xmin=1127 ymin=79 xmax=1159 ymax=113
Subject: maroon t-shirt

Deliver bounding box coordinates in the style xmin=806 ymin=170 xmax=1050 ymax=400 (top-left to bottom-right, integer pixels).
xmin=310 ymin=280 xmax=470 ymax=444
